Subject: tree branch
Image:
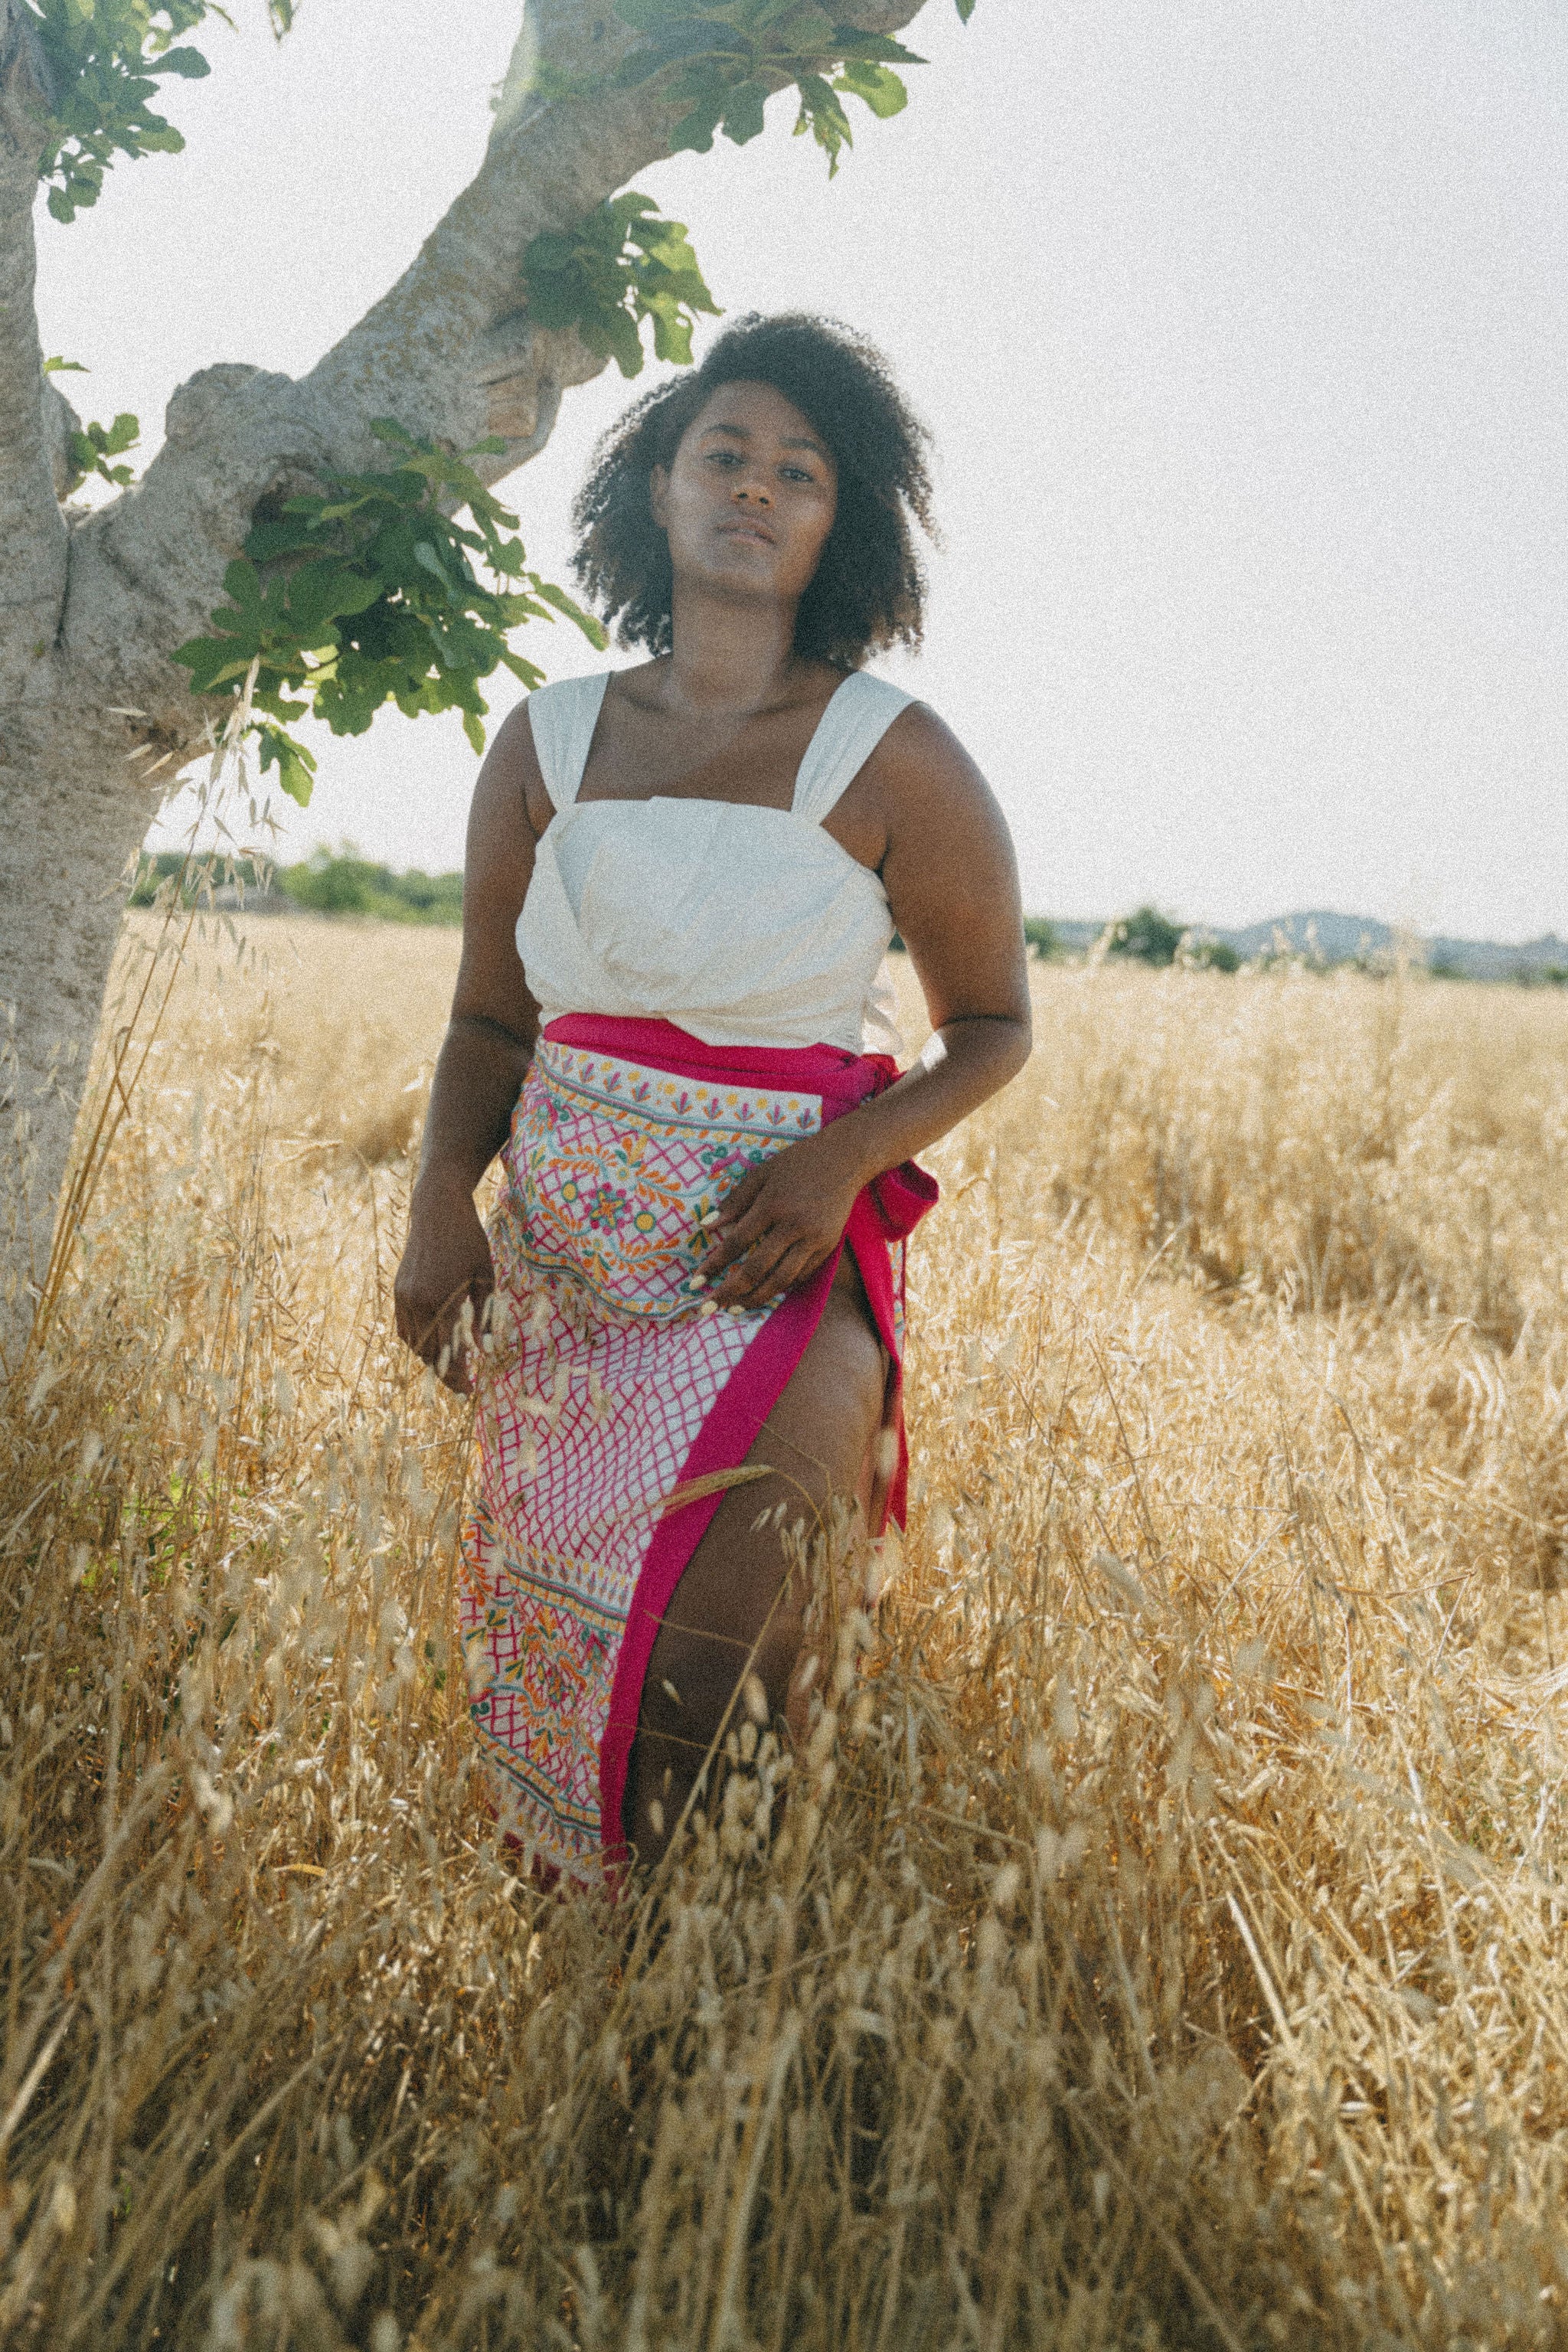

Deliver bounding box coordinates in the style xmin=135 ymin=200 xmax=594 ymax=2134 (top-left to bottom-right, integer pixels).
xmin=55 ymin=0 xmax=936 ymax=752
xmin=0 ymin=2 xmax=67 ymax=669
xmin=303 ymin=1 xmax=664 ymax=443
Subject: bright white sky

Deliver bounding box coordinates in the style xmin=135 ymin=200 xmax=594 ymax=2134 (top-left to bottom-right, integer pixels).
xmin=35 ymin=0 xmax=1568 ymax=939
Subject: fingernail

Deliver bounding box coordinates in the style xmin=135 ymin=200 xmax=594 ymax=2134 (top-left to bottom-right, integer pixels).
xmin=699 ymin=1300 xmax=719 ymax=1318
xmin=685 ymin=1273 xmax=707 ymax=1292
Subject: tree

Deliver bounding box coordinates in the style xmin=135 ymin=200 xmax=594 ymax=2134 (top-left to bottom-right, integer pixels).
xmin=1108 ymin=904 xmax=1184 ymax=967
xmin=1188 ymin=936 xmax=1238 ymax=973
xmin=0 ymin=0 xmax=964 ymax=1365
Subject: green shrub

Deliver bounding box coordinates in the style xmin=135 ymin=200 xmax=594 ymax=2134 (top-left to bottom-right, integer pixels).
xmin=1187 ymin=938 xmax=1239 ymax=973
xmin=276 ymin=850 xmax=462 ymax=923
xmin=1109 ymin=905 xmax=1184 ymax=967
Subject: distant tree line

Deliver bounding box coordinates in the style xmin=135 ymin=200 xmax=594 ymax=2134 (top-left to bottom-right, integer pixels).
xmin=128 ymin=858 xmax=1565 ymax=983
xmin=1429 ymin=951 xmax=1568 ymax=988
xmin=130 ymin=848 xmax=462 ymax=925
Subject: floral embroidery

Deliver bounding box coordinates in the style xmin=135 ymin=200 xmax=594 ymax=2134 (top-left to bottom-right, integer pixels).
xmin=501 ymin=1040 xmax=822 ymax=1328
xmin=584 ymin=1184 xmax=629 ymax=1232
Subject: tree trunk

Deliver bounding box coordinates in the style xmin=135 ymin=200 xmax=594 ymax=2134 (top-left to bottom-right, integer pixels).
xmin=0 ymin=719 xmax=165 ymax=1364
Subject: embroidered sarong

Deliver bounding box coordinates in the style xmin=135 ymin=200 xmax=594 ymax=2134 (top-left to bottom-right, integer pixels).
xmin=459 ymin=1014 xmax=937 ymax=1881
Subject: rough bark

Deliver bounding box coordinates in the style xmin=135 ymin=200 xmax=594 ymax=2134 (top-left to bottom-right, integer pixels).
xmin=0 ymin=0 xmax=933 ymax=1367
xmin=0 ymin=4 xmax=65 ymax=656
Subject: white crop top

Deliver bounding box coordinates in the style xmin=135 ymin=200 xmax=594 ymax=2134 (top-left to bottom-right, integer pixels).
xmin=514 ymin=668 xmax=914 ymax=1054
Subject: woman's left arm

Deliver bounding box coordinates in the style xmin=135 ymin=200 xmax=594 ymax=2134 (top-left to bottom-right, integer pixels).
xmin=701 ymin=706 xmax=1032 ymax=1308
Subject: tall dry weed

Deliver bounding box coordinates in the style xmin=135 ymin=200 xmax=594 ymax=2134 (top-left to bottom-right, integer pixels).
xmin=2 ymin=926 xmax=1566 ymax=2347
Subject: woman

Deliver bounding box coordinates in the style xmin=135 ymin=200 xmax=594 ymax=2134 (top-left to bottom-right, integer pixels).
xmin=394 ymin=314 xmax=1030 ymax=1884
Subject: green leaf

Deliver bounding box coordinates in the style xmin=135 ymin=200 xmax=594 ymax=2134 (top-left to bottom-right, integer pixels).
xmin=828 ymin=29 xmax=925 ymax=64
xmin=413 ymin=541 xmax=456 ymax=594
xmin=495 ymin=646 xmax=549 ymax=691
xmin=244 ymin=513 xmax=318 ymax=564
xmin=285 ymin=560 xmax=382 ymax=638
xmin=836 ymin=58 xmax=906 ymax=118
xmin=222 ymin=558 xmax=263 ymax=609
xmin=794 ymin=71 xmax=854 ymax=171
xmin=147 ymin=46 xmax=210 ymax=77
xmin=599 ymin=302 xmax=649 ymax=379
xmin=780 ymin=2 xmax=836 ymax=44
xmin=44 ymin=355 xmax=89 ymax=375
xmin=645 ymin=290 xmax=696 ymax=367
xmin=720 ymin=77 xmax=769 ymax=145
xmin=169 ymin=640 xmax=255 ymax=693
xmin=956 ymin=0 xmax=977 ymax=18
xmin=300 ymin=494 xmax=374 ymax=525
xmin=256 ymin=726 xmax=318 ymax=808
xmin=528 ymin=578 xmax=610 ymax=648
xmin=667 ymin=64 xmax=733 ymax=155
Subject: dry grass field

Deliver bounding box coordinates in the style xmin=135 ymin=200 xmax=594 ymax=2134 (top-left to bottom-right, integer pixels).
xmin=3 ymin=906 xmax=1568 ymax=2348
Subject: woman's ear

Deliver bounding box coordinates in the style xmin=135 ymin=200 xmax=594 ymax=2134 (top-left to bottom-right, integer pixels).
xmin=648 ymin=463 xmax=670 ymax=529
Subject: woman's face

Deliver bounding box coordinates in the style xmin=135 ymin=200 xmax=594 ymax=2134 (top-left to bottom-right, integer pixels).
xmin=650 ymin=379 xmax=839 ymax=615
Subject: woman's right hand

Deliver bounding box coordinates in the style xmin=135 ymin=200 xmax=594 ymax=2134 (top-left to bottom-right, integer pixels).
xmin=394 ymin=1170 xmax=495 ymax=1395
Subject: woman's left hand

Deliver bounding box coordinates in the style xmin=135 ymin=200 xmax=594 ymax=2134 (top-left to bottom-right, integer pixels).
xmin=696 ymin=1128 xmax=867 ymax=1310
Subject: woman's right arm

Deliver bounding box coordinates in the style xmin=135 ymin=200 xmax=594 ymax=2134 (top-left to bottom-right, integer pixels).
xmin=394 ymin=704 xmax=550 ymax=1390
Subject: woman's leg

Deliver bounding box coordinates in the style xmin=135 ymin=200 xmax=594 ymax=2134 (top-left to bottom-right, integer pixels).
xmin=624 ymin=1256 xmax=887 ymax=1865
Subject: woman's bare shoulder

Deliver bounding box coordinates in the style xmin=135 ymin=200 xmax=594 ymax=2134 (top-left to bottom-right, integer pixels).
xmin=862 ymin=697 xmax=1000 ymax=825
xmin=475 ymin=697 xmax=553 ymax=840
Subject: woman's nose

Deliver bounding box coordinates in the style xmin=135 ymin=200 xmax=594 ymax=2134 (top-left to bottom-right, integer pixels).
xmin=733 ymin=478 xmax=771 ymax=508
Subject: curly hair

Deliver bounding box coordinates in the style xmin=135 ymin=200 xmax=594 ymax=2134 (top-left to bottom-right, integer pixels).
xmin=569 ymin=313 xmax=935 ymax=671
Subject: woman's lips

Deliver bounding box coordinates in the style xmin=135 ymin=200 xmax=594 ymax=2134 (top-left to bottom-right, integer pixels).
xmin=718 ymin=521 xmax=776 ymax=546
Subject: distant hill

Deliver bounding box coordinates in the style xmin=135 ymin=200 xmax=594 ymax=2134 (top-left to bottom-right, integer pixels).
xmin=1220 ymin=910 xmax=1400 ymax=964
xmin=1036 ymin=909 xmax=1567 ymax=983
xmin=1215 ymin=910 xmax=1568 ymax=981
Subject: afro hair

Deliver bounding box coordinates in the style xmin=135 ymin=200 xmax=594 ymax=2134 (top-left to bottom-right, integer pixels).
xmin=569 ymin=312 xmax=936 ymax=672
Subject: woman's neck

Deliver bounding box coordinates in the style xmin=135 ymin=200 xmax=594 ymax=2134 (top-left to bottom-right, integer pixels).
xmin=657 ymin=582 xmax=804 ymax=717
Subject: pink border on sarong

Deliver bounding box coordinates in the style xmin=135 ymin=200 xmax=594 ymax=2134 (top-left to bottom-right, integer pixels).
xmin=542 ymin=1016 xmax=937 ymax=1863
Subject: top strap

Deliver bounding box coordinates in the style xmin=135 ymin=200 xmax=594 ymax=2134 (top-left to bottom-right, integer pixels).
xmin=791 ymin=671 xmax=914 ymax=825
xmin=526 ymin=671 xmax=612 ymax=811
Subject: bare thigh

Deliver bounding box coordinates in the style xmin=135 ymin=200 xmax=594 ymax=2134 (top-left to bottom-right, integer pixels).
xmin=624 ymin=1257 xmax=887 ymax=1864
